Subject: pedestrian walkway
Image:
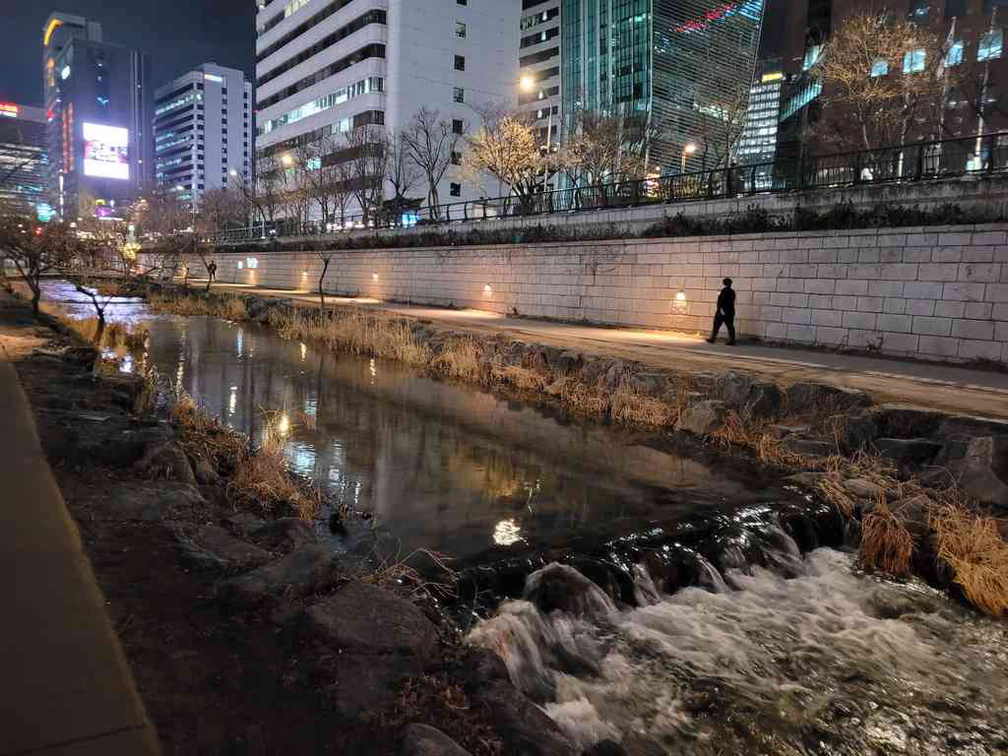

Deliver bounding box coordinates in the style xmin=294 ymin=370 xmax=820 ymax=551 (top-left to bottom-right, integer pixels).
xmin=193 ymin=281 xmax=1008 ymax=421
xmin=0 ymin=296 xmax=159 ymax=755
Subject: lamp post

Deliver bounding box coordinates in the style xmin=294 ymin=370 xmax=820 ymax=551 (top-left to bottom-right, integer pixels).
xmin=521 ymin=76 xmax=554 ymax=194
xmin=681 ymin=142 xmax=698 ymax=174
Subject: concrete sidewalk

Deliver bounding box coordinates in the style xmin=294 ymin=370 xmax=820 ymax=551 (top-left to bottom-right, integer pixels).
xmin=193 ymin=280 xmax=1008 ymax=420
xmin=0 ymin=347 xmax=159 ymax=754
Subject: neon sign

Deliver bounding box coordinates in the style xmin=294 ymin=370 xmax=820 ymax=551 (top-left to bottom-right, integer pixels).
xmin=0 ymin=103 xmax=19 ymax=118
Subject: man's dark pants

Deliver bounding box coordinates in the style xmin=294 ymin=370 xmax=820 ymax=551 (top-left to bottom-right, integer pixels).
xmin=711 ymin=311 xmax=735 ymax=342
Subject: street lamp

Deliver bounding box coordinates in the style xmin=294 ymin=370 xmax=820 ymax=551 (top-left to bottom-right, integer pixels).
xmin=521 ymin=75 xmax=554 ymax=193
xmin=681 ymin=143 xmax=698 ymax=174
xmin=681 ymin=142 xmax=698 ymax=174
xmin=281 ymin=153 xmax=293 ymax=167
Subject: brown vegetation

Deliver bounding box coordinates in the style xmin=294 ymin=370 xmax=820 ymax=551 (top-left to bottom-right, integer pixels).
xmin=934 ymin=505 xmax=1008 ymax=617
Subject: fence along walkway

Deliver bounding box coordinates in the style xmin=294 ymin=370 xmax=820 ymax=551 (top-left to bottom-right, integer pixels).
xmin=215 ymin=131 xmax=1008 ymax=242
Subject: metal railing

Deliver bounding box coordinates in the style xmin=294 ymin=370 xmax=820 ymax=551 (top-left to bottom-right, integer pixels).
xmin=212 ymin=132 xmax=1008 ymax=243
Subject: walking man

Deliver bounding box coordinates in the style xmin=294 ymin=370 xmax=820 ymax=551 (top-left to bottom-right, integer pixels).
xmin=207 ymin=260 xmax=218 ymax=282
xmin=707 ymin=278 xmax=736 ymax=345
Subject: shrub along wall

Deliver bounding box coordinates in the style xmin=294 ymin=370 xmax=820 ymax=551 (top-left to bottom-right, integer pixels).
xmin=188 ymin=222 xmax=1008 ymax=365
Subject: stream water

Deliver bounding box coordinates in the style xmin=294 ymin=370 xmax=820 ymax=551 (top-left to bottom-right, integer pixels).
xmin=49 ymin=282 xmax=1008 ymax=755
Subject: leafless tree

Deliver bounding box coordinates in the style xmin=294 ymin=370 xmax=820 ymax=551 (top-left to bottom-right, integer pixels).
xmin=462 ymin=107 xmax=545 ymax=208
xmin=0 ymin=216 xmax=76 ymax=313
xmin=812 ymin=12 xmax=954 ymax=151
xmin=346 ymin=125 xmax=387 ymax=225
xmin=402 ymin=108 xmax=461 ymax=218
xmin=385 ymin=130 xmax=422 ymax=207
xmin=199 ymin=187 xmax=246 ymax=237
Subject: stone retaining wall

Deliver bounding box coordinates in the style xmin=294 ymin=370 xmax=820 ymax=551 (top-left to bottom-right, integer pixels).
xmin=181 ymin=222 xmax=1008 ymax=365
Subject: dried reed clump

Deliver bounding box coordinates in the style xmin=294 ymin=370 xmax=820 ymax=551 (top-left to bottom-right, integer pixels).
xmin=490 ymin=364 xmax=550 ymax=392
xmin=361 ymin=546 xmax=457 ymax=603
xmin=555 ymin=380 xmax=610 ymax=417
xmin=433 ymin=336 xmax=485 ymax=382
xmin=610 ymin=387 xmax=677 ymax=429
xmin=859 ymin=502 xmax=915 ymax=576
xmin=711 ymin=411 xmax=805 ymax=467
xmin=147 ymin=291 xmax=248 ymax=320
xmin=933 ymin=505 xmax=1008 ymax=617
xmin=270 ymin=307 xmax=431 ymax=367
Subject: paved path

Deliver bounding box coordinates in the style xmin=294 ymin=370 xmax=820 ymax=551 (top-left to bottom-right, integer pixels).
xmin=0 ymin=296 xmax=159 ymax=755
xmin=191 ymin=280 xmax=1008 ymax=421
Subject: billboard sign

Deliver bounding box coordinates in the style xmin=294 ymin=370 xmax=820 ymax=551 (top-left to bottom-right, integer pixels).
xmin=83 ymin=122 xmax=129 ymax=180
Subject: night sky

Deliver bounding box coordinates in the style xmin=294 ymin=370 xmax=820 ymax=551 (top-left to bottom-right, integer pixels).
xmin=0 ymin=1 xmax=256 ymax=107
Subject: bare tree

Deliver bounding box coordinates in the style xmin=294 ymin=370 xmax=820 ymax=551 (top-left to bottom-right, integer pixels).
xmin=0 ymin=216 xmax=77 ymax=313
xmin=462 ymin=108 xmax=544 ymax=208
xmin=199 ymin=187 xmax=246 ymax=237
xmin=813 ymin=12 xmax=954 ymax=151
xmin=385 ymin=130 xmax=422 ymax=208
xmin=346 ymin=125 xmax=388 ymax=225
xmin=402 ymin=108 xmax=460 ymax=218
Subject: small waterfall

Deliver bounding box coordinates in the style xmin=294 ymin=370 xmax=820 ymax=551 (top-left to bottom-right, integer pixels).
xmin=467 ymin=532 xmax=1008 ymax=754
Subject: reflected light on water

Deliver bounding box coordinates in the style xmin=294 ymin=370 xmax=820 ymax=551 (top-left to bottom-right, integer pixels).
xmin=300 ymin=342 xmax=307 ymax=361
xmin=237 ymin=329 xmax=244 ymax=358
xmin=277 ymin=412 xmax=291 ymax=437
xmin=493 ymin=518 xmax=523 ymax=546
xmin=228 ymin=386 xmax=238 ymax=416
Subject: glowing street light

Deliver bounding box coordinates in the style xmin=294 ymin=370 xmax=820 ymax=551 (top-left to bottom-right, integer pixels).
xmin=681 ymin=142 xmax=698 ymax=173
xmin=281 ymin=153 xmax=293 ymax=167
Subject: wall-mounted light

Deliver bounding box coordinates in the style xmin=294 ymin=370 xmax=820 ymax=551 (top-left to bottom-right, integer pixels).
xmin=483 ymin=284 xmax=493 ymax=295
xmin=372 ymin=271 xmax=378 ymax=281
xmin=675 ymin=290 xmax=687 ymax=302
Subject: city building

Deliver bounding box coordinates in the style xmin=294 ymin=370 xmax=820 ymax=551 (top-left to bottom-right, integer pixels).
xmin=0 ymin=103 xmax=49 ymax=218
xmin=153 ymin=64 xmax=253 ymax=207
xmin=519 ymin=0 xmax=562 ymax=153
xmin=42 ymin=12 xmax=152 ymax=221
xmin=560 ymin=0 xmax=765 ymax=173
xmin=744 ymin=0 xmax=1008 ymax=168
xmin=254 ymin=0 xmax=519 ymax=219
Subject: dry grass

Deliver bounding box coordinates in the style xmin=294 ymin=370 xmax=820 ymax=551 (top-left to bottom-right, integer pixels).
xmin=45 ymin=306 xmax=150 ymax=353
xmin=933 ymin=505 xmax=1008 ymax=616
xmin=860 ymin=503 xmax=915 ymax=576
xmin=270 ymin=308 xmax=431 ymax=367
xmin=610 ymin=387 xmax=678 ymax=429
xmin=711 ymin=411 xmax=804 ymax=467
xmin=490 ymin=363 xmax=550 ymax=392
xmin=361 ymin=546 xmax=457 ymax=603
xmin=148 ymin=291 xmax=248 ymax=320
xmin=433 ymin=336 xmax=485 ymax=382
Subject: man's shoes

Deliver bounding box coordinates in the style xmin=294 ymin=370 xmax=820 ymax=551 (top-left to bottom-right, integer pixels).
xmin=705 ymin=338 xmax=716 ymax=344
xmin=727 ymin=340 xmax=736 ymax=346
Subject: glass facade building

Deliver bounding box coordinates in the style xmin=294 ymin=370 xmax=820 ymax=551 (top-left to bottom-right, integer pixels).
xmin=561 ymin=0 xmax=764 ymax=172
xmin=0 ymin=104 xmax=48 ymax=218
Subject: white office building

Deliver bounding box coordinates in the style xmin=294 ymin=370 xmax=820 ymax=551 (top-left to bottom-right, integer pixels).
xmin=254 ymin=0 xmax=519 ymax=217
xmin=518 ymin=0 xmax=561 ymax=154
xmin=153 ymin=63 xmax=253 ymax=206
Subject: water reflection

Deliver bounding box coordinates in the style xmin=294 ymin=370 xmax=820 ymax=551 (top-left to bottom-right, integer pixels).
xmin=139 ymin=316 xmax=782 ymax=564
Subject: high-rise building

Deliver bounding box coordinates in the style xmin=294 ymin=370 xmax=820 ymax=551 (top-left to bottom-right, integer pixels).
xmin=42 ymin=12 xmax=152 ymax=220
xmin=0 ymin=103 xmax=49 ymax=218
xmin=519 ymin=1 xmax=562 ymax=153
xmin=559 ymin=0 xmax=765 ymax=172
xmin=254 ymin=0 xmax=519 ymax=217
xmin=153 ymin=64 xmax=253 ymax=207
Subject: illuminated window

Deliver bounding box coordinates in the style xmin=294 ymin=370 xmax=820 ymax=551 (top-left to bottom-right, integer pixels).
xmin=870 ymin=58 xmax=889 ymax=77
xmin=979 ymin=29 xmax=1003 ymax=61
xmin=456 ymin=21 xmax=467 ymax=38
xmin=946 ymin=41 xmax=964 ymax=65
xmin=246 ymin=257 xmax=258 ymax=269
xmin=903 ymin=48 xmax=926 ymax=73
xmin=802 ymin=44 xmax=822 ymax=71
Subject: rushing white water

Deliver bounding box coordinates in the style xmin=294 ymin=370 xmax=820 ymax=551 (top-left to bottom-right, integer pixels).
xmin=469 ymin=548 xmax=1008 ymax=755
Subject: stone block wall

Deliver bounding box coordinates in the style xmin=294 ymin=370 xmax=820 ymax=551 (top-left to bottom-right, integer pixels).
xmin=191 ymin=222 xmax=1008 ymax=365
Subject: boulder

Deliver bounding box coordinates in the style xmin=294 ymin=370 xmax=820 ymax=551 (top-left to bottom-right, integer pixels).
xmin=743 ymin=382 xmax=783 ymax=420
xmin=523 ymin=563 xmax=616 ymax=619
xmin=874 ymin=438 xmax=942 ymax=466
xmin=717 ymin=372 xmax=756 ymax=408
xmin=135 ymin=442 xmax=196 ymax=484
xmin=769 ymin=424 xmax=811 ymax=439
xmin=601 ymin=361 xmax=629 ymax=392
xmin=842 ymin=478 xmax=884 ymax=500
xmin=399 ymin=724 xmax=472 ymax=756
xmin=173 ymin=524 xmax=272 ymax=572
xmin=785 ymin=471 xmax=836 ymax=489
xmin=101 ymin=373 xmax=153 ymax=413
xmin=105 ymin=481 xmax=206 ymax=521
xmin=785 ymin=382 xmax=872 ymax=414
xmin=251 ymin=517 xmax=318 ymax=552
xmin=941 ymin=436 xmax=1008 ymax=510
xmin=219 ymin=545 xmax=337 ymax=608
xmin=188 ymin=453 xmax=221 ymax=486
xmin=330 ymin=653 xmax=423 ymax=720
xmin=626 ymin=372 xmax=669 ymax=397
xmin=782 ymin=437 xmax=836 ymax=458
xmin=303 ymin=581 xmax=437 ymax=659
xmin=549 ymin=349 xmax=582 ymax=375
xmin=224 ymin=511 xmax=267 ymax=535
xmin=471 ymin=681 xmax=577 ymax=756
xmin=872 ymin=404 xmax=946 ymax=439
xmin=675 ymin=400 xmax=727 ymax=436
xmin=829 ymin=410 xmax=879 ymax=452
xmin=579 ymin=357 xmax=608 ymax=385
